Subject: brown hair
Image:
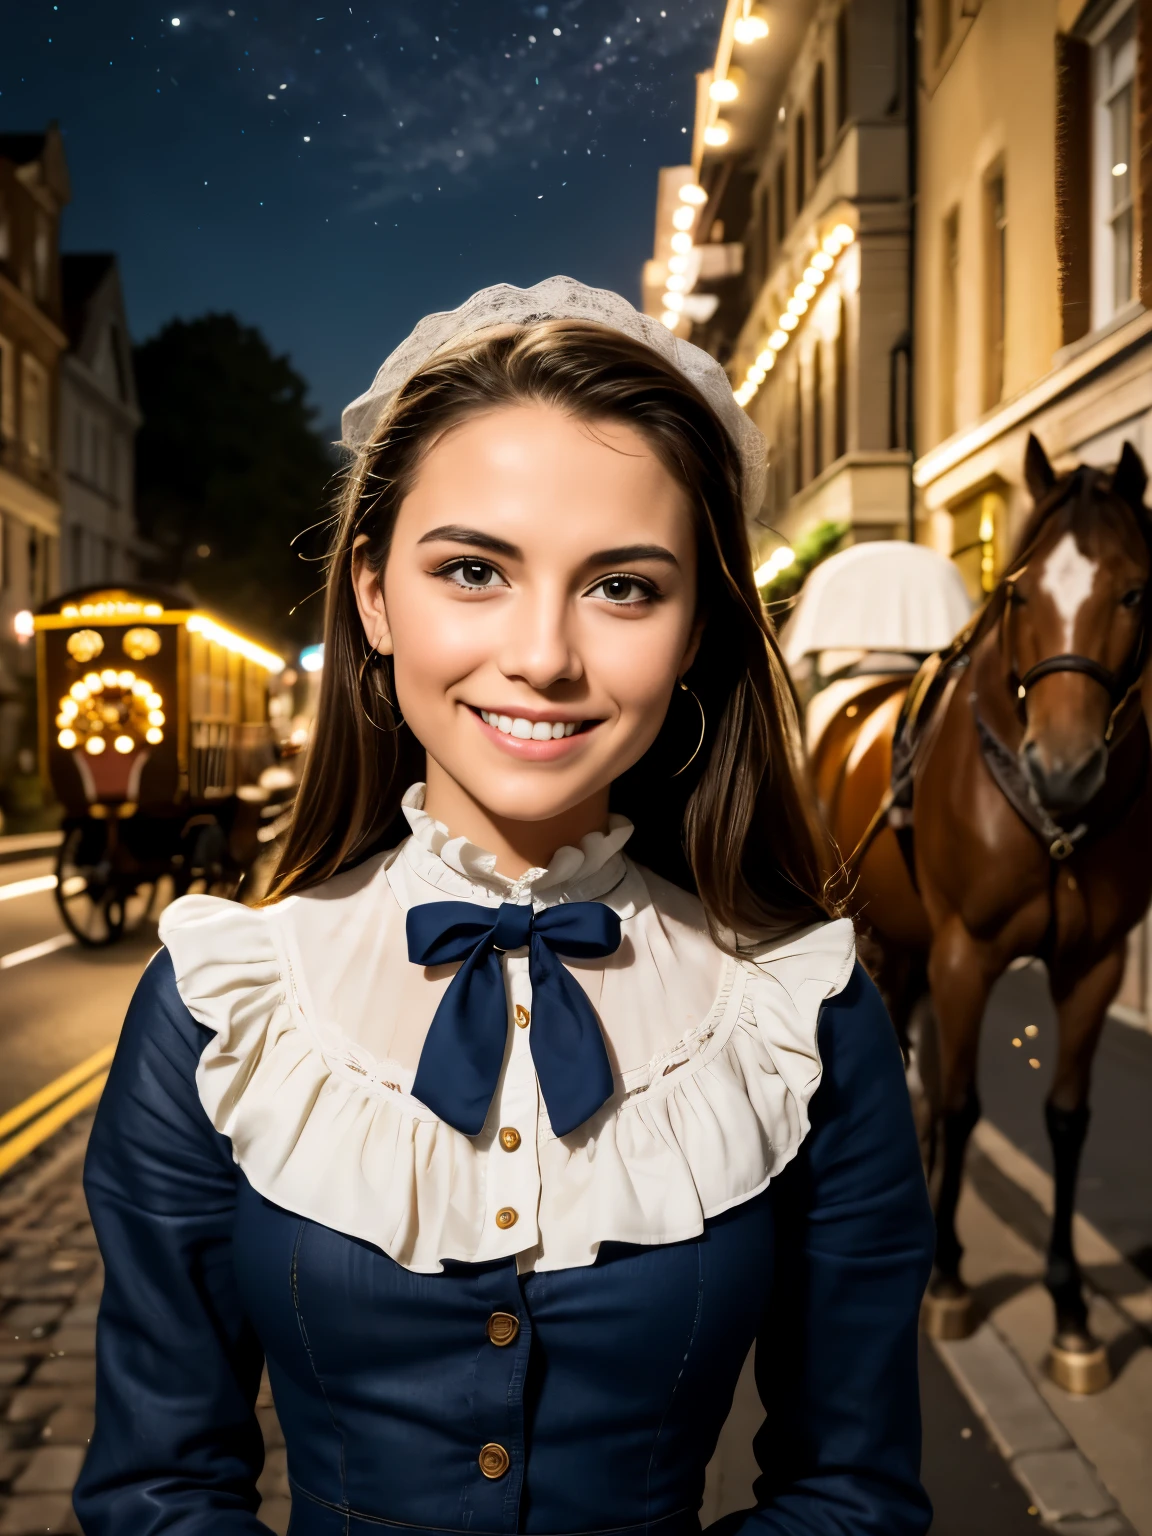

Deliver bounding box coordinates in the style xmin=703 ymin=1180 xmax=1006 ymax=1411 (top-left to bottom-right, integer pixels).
xmin=269 ymin=319 xmax=834 ymax=942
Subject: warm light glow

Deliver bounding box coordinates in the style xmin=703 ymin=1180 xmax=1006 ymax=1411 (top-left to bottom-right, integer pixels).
xmin=146 ymin=691 xmax=163 ymax=710
xmin=114 ymin=735 xmax=135 ymax=755
xmin=755 ymin=349 xmax=776 ymax=369
xmin=733 ymin=13 xmax=769 ymax=43
xmin=787 ymin=296 xmax=809 ymax=316
xmin=747 ymin=366 xmax=766 ymax=385
xmin=779 ymin=313 xmax=799 ymax=330
xmin=83 ymin=672 xmax=102 ymax=692
xmin=145 ymin=727 xmax=164 ymax=745
xmin=185 ymin=614 xmax=285 ymax=672
xmin=833 ymin=222 xmax=855 ymax=245
xmin=813 ymin=251 xmax=834 ymax=271
xmin=70 ymin=682 xmax=89 ymax=702
xmin=13 ymin=610 xmax=34 ymax=640
xmin=148 ymin=710 xmax=166 ymax=726
xmin=768 ymin=329 xmax=789 ymax=350
xmin=803 ymin=267 xmax=824 ymax=287
xmin=668 ymin=253 xmax=689 ymax=274
xmin=671 ymin=205 xmax=695 ymax=231
xmin=60 ymin=600 xmax=164 ymax=622
xmin=670 ymin=231 xmax=694 ymax=255
xmin=822 ymin=235 xmax=843 ymax=257
xmin=796 ymin=281 xmax=816 ymax=302
xmin=662 ymin=290 xmax=685 ymax=312
xmin=132 ymin=679 xmax=151 ymax=698
xmin=57 ymin=729 xmax=77 ymax=750
xmin=123 ymin=626 xmax=162 ymax=660
xmin=665 ymin=273 xmax=688 ymax=292
xmin=66 ymin=629 xmax=104 ymax=663
xmin=85 ymin=736 xmax=107 ymax=756
xmin=1113 ymin=161 xmax=1128 ymax=177
xmin=709 ymin=77 xmax=739 ymax=102
xmin=703 ymin=123 xmax=730 ymax=147
xmin=58 ymin=698 xmax=79 ymax=721
xmin=661 ymin=310 xmax=680 ymax=328
xmin=679 ymin=183 xmax=707 ymax=205
xmin=753 ymin=546 xmax=797 ymax=587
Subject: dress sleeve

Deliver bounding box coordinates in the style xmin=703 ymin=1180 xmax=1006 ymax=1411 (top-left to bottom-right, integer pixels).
xmin=73 ymin=949 xmax=271 ymax=1536
xmin=708 ymin=962 xmax=935 ymax=1536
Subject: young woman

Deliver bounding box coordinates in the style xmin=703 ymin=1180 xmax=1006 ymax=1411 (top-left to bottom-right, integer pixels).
xmin=74 ymin=278 xmax=934 ymax=1536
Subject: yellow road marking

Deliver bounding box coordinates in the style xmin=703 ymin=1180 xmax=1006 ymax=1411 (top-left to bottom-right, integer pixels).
xmin=0 ymin=1072 xmax=109 ymax=1178
xmin=0 ymin=1043 xmax=116 ymax=1144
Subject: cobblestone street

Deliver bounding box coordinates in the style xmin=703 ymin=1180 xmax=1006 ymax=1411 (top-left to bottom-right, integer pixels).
xmin=0 ymin=1115 xmax=290 ymax=1535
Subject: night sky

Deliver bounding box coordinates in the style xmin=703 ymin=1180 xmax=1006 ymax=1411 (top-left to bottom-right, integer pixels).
xmin=3 ymin=1 xmax=719 ymax=430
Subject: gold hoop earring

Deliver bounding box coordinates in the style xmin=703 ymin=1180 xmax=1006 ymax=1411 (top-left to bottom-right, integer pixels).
xmin=358 ymin=648 xmax=405 ymax=732
xmin=670 ymin=679 xmax=706 ymax=778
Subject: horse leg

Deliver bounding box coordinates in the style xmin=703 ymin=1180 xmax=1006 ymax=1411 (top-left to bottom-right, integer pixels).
xmin=1043 ymin=943 xmax=1124 ymax=1394
xmin=921 ymin=920 xmax=993 ymax=1339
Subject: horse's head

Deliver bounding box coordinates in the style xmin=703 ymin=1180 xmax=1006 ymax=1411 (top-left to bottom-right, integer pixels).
xmin=1007 ymin=435 xmax=1150 ymax=814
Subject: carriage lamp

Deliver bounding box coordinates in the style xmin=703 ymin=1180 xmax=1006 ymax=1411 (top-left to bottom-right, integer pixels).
xmin=56 ymin=674 xmax=164 ymax=754
xmin=66 ymin=629 xmax=104 ymax=664
xmin=123 ymin=626 xmax=161 ymax=661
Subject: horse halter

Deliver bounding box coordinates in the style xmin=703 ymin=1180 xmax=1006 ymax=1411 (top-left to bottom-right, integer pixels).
xmin=1001 ymin=469 xmax=1150 ymax=735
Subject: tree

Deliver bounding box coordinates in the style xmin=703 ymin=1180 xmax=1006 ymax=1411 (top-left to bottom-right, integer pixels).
xmin=133 ymin=315 xmax=335 ymax=649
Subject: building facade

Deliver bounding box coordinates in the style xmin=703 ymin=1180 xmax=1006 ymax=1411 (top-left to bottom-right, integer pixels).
xmin=60 ymin=253 xmax=142 ymax=590
xmin=644 ymin=0 xmax=914 ymax=560
xmin=0 ymin=126 xmax=69 ymax=798
xmin=913 ymin=0 xmax=1152 ymax=1024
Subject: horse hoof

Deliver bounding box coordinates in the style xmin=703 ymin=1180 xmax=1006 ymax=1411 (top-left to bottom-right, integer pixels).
xmin=1046 ymin=1339 xmax=1111 ymax=1395
xmin=921 ymin=1288 xmax=974 ymax=1340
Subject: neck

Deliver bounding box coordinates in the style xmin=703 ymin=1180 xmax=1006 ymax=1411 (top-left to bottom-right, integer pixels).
xmin=423 ymin=760 xmax=611 ymax=879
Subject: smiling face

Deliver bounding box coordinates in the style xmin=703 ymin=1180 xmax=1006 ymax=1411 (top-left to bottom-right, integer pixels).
xmin=352 ymin=401 xmax=702 ymax=866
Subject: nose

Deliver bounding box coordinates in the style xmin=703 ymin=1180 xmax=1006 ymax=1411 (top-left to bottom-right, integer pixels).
xmin=498 ymin=589 xmax=583 ymax=691
xmin=1021 ymin=741 xmax=1108 ymax=813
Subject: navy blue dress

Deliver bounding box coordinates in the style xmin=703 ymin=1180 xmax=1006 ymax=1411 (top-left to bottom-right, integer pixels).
xmin=73 ymin=951 xmax=934 ymax=1536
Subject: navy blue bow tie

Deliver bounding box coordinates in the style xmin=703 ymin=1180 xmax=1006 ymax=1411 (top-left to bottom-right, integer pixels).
xmin=407 ymin=899 xmax=622 ymax=1138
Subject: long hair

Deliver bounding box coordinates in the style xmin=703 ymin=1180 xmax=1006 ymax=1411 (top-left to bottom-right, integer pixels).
xmin=268 ymin=319 xmax=835 ymax=942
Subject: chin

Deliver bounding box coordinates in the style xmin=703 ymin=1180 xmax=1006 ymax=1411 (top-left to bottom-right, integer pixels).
xmin=465 ymin=769 xmax=606 ymax=825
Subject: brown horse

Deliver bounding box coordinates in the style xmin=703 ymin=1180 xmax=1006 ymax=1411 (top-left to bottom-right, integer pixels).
xmin=816 ymin=436 xmax=1152 ymax=1393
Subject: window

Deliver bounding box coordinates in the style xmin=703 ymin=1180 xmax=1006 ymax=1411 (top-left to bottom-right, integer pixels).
xmin=836 ymin=10 xmax=849 ymax=127
xmin=984 ymin=168 xmax=1007 ymax=409
xmin=795 ymin=113 xmax=808 ymax=215
xmin=812 ymin=341 xmax=825 ymax=477
xmin=834 ymin=304 xmax=848 ymax=459
xmin=21 ymin=355 xmax=50 ymax=463
xmin=775 ymin=160 xmax=787 ymax=245
xmin=33 ymin=215 xmax=51 ymax=305
xmin=791 ymin=365 xmax=804 ymax=497
xmin=1091 ymin=6 xmax=1136 ymax=327
xmin=813 ymin=63 xmax=827 ymax=167
xmin=941 ymin=207 xmax=960 ymax=437
xmin=0 ymin=514 xmax=7 ymax=590
xmin=69 ymin=524 xmax=83 ymax=586
xmin=0 ymin=336 xmax=14 ymax=444
xmin=937 ymin=0 xmax=954 ymax=62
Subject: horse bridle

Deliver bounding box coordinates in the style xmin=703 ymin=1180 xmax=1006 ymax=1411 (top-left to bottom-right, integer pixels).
xmin=1001 ymin=468 xmax=1150 ymax=737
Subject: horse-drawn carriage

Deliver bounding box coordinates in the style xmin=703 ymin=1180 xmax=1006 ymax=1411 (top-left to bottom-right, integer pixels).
xmin=33 ymin=582 xmax=298 ymax=945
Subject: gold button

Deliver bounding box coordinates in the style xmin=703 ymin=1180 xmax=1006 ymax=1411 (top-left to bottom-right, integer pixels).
xmin=499 ymin=1126 xmax=521 ymax=1152
xmin=478 ymin=1442 xmax=510 ymax=1480
xmin=495 ymin=1207 xmax=518 ymax=1230
xmin=486 ymin=1311 xmax=520 ymax=1347
xmin=514 ymin=1004 xmax=530 ymax=1029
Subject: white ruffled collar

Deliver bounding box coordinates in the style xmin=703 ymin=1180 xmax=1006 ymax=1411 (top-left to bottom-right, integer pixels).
xmin=398 ymin=782 xmax=635 ymax=907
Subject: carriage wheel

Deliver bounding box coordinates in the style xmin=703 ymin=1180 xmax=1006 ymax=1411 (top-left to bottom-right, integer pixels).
xmin=54 ymin=823 xmax=161 ymax=948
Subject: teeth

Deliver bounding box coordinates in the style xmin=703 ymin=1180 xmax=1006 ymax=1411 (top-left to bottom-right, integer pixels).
xmin=479 ymin=711 xmax=579 ymax=739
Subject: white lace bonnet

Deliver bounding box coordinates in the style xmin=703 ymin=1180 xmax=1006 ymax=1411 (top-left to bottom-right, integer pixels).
xmin=340 ymin=275 xmax=768 ymax=522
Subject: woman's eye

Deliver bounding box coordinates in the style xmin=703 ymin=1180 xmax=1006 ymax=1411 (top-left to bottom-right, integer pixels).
xmin=441 ymin=559 xmax=506 ymax=590
xmin=589 ymin=575 xmax=654 ymax=605
xmin=1121 ymin=587 xmax=1144 ymax=610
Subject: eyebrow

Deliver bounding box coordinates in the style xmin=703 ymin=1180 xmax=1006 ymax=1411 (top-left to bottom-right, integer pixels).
xmin=416 ymin=526 xmax=680 ymax=569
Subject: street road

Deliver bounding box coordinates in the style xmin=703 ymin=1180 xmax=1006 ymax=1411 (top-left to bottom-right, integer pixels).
xmin=0 ymin=855 xmax=1089 ymax=1534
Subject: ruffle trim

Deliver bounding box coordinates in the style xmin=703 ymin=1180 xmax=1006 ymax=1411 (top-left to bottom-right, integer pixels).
xmin=157 ymin=894 xmax=855 ymax=1273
